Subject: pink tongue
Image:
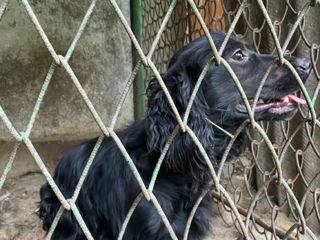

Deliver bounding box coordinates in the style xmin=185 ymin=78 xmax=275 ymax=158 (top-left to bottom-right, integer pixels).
xmin=288 ymin=94 xmax=307 ymax=104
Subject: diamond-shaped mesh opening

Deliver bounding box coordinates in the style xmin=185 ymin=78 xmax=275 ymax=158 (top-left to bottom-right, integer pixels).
xmin=0 ymin=0 xmax=320 ymax=239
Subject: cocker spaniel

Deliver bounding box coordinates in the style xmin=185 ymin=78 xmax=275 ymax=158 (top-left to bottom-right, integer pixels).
xmin=39 ymin=31 xmax=311 ymax=239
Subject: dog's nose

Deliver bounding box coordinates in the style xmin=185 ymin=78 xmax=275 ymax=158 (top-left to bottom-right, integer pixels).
xmin=295 ymin=58 xmax=311 ymax=73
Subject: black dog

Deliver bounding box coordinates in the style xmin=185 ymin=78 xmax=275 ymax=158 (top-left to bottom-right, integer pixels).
xmin=39 ymin=31 xmax=310 ymax=239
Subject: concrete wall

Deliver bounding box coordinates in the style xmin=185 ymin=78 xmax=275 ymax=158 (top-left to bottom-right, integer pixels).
xmin=0 ymin=0 xmax=133 ymax=141
xmin=0 ymin=0 xmax=133 ymax=176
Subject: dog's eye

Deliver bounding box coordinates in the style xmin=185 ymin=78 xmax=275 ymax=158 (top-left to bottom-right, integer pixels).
xmin=232 ymin=50 xmax=245 ymax=61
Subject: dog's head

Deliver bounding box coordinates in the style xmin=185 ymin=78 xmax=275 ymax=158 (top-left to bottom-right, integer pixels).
xmin=145 ymin=31 xmax=310 ymax=180
xmin=167 ymin=31 xmax=311 ymax=124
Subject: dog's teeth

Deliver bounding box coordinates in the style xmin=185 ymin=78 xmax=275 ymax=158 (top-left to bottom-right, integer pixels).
xmin=258 ymin=99 xmax=264 ymax=104
xmin=282 ymin=96 xmax=289 ymax=103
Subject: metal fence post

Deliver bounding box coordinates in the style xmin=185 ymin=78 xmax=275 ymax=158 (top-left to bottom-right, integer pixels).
xmin=131 ymin=0 xmax=145 ymax=119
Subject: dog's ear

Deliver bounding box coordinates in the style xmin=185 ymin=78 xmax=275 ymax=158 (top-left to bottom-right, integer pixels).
xmin=145 ymin=66 xmax=216 ymax=181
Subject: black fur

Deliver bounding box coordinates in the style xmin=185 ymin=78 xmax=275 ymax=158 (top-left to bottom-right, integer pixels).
xmin=39 ymin=32 xmax=310 ymax=239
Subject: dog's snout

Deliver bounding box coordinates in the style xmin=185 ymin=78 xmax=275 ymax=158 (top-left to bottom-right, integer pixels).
xmin=295 ymin=58 xmax=311 ymax=73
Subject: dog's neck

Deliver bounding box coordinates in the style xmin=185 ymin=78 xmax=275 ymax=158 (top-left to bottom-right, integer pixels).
xmin=211 ymin=121 xmax=246 ymax=163
xmin=206 ymin=116 xmax=245 ymax=164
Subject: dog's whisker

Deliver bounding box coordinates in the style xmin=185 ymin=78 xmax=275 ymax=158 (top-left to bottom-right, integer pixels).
xmin=205 ymin=118 xmax=235 ymax=139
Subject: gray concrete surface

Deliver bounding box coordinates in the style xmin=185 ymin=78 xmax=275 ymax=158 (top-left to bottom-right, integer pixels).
xmin=0 ymin=140 xmax=81 ymax=178
xmin=0 ymin=0 xmax=133 ymax=142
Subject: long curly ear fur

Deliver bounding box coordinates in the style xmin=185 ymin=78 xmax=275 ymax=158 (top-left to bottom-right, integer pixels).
xmin=145 ymin=66 xmax=216 ymax=181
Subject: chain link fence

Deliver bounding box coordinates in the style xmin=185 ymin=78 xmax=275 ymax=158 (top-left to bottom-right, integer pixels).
xmin=0 ymin=0 xmax=320 ymax=239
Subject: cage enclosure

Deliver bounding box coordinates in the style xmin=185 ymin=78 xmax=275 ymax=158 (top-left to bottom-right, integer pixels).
xmin=137 ymin=0 xmax=320 ymax=239
xmin=0 ymin=0 xmax=319 ymax=239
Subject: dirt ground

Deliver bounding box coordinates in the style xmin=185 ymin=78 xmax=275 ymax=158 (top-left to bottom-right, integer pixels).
xmin=0 ymin=171 xmax=318 ymax=240
xmin=0 ymin=173 xmax=45 ymax=240
xmin=0 ymin=172 xmax=242 ymax=240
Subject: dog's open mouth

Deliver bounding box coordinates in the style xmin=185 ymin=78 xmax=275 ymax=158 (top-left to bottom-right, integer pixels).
xmin=236 ymin=94 xmax=306 ymax=114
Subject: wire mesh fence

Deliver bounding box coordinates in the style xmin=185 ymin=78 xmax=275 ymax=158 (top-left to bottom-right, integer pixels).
xmin=142 ymin=0 xmax=226 ymax=84
xmin=0 ymin=0 xmax=319 ymax=239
